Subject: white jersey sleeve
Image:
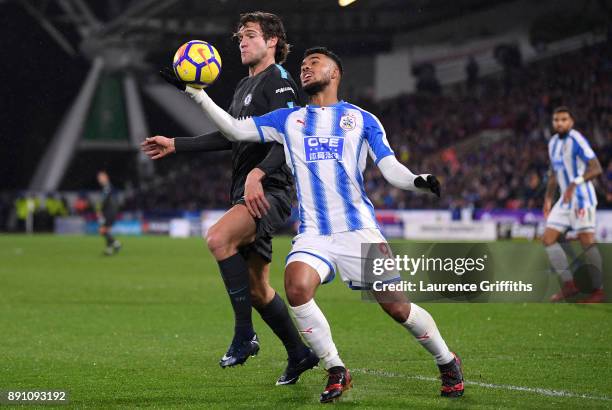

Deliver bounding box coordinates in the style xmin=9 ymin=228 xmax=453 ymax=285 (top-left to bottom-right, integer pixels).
xmin=377 ymin=156 xmax=423 ymax=192
xmin=252 ymin=108 xmax=299 ymax=144
xmin=186 ymin=87 xmax=261 ymax=142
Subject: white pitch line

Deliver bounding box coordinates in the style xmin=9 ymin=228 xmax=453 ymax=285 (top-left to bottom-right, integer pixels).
xmin=352 ymin=368 xmax=611 ymax=402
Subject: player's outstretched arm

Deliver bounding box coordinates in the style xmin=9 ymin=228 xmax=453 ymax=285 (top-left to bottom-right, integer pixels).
xmin=141 ymin=135 xmax=175 ymax=159
xmin=377 ymin=155 xmax=441 ymax=197
xmin=173 ymin=132 xmax=232 ymax=152
xmin=185 ymin=87 xmax=261 ymax=143
xmin=159 ymin=67 xmax=261 ymax=143
xmin=140 ymin=132 xmax=232 ymax=159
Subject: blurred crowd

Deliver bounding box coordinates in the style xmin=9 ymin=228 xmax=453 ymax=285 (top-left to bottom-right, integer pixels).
xmin=122 ymin=161 xmax=231 ymax=211
xmin=358 ymin=40 xmax=612 ymax=210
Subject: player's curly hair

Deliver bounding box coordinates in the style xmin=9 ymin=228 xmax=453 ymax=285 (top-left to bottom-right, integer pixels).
xmin=304 ymin=47 xmax=343 ymax=76
xmin=235 ymin=12 xmax=290 ymax=64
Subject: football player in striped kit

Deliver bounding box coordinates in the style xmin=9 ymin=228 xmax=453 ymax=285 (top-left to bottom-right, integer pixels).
xmin=543 ymin=107 xmax=604 ymax=303
xmin=182 ymin=47 xmax=464 ymax=403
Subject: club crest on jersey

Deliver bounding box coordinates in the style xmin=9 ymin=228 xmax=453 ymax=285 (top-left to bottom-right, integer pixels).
xmin=339 ymin=113 xmax=356 ymax=131
xmin=304 ymin=136 xmax=344 ymax=162
xmin=244 ymin=93 xmax=252 ymax=105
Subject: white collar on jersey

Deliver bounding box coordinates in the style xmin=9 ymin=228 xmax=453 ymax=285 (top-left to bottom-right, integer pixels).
xmin=306 ymin=100 xmax=346 ymax=110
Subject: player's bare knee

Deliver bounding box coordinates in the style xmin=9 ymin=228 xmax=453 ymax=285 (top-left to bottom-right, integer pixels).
xmin=542 ymin=233 xmax=558 ymax=247
xmin=205 ymin=224 xmax=231 ymax=257
xmin=285 ymin=277 xmax=314 ymax=306
xmin=206 ymin=225 xmax=237 ymax=260
xmin=578 ymin=233 xmax=595 ymax=249
xmin=285 ymin=283 xmax=309 ymax=306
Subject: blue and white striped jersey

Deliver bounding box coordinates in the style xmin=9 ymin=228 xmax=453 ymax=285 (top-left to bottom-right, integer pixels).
xmin=252 ymin=101 xmax=395 ymax=235
xmin=548 ymin=129 xmax=598 ymax=208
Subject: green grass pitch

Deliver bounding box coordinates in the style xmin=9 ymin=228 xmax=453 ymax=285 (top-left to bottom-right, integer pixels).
xmin=1 ymin=235 xmax=611 ymax=409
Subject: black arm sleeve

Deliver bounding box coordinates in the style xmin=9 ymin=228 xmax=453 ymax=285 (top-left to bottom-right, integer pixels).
xmin=174 ymin=131 xmax=232 ymax=152
xmin=256 ymin=143 xmax=286 ymax=176
xmin=253 ymin=68 xmax=303 ymax=175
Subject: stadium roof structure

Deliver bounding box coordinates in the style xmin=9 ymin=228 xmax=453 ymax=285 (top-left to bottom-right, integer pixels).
xmin=19 ymin=0 xmax=515 ymax=60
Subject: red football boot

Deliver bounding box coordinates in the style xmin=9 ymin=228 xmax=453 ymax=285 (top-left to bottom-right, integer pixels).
xmin=550 ymin=280 xmax=579 ymax=302
xmin=440 ymin=353 xmax=464 ymax=398
xmin=320 ymin=367 xmax=352 ymax=403
xmin=578 ymin=288 xmax=606 ymax=304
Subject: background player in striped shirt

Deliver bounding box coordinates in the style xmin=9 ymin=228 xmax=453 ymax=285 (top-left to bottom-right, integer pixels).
xmin=182 ymin=47 xmax=464 ymax=403
xmin=543 ymin=106 xmax=604 ymax=303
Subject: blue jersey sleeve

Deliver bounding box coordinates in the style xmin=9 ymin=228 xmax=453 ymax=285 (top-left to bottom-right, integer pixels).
xmin=363 ymin=112 xmax=394 ymax=164
xmin=252 ymin=108 xmax=296 ymax=144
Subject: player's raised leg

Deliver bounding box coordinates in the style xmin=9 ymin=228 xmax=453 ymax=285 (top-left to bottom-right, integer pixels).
xmin=372 ymin=290 xmax=464 ymax=397
xmin=247 ymin=253 xmax=318 ymax=384
xmin=206 ymin=204 xmax=260 ymax=367
xmin=284 ymin=260 xmax=352 ymax=403
xmin=342 ymin=229 xmax=463 ymax=398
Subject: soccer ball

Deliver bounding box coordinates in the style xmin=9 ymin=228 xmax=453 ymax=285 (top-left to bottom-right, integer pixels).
xmin=172 ymin=40 xmax=222 ymax=88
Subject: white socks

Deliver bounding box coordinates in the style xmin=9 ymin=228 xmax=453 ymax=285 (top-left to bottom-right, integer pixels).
xmin=545 ymin=243 xmax=572 ymax=282
xmin=290 ymin=299 xmax=344 ymax=369
xmin=402 ymin=303 xmax=454 ymax=365
xmin=291 ymin=300 xmax=454 ymax=369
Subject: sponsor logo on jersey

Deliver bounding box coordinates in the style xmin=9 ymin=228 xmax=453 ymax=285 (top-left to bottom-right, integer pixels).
xmin=244 ymin=93 xmax=252 ymax=105
xmin=339 ymin=113 xmax=356 ymax=131
xmin=275 ymin=86 xmax=294 ymax=94
xmin=304 ymin=136 xmax=344 ymax=162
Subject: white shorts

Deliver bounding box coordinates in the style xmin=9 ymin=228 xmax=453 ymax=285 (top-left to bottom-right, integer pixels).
xmin=546 ymin=200 xmax=596 ymax=234
xmin=285 ymin=228 xmax=400 ymax=289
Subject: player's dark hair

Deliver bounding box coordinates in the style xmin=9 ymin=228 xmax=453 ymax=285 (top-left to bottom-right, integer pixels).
xmin=303 ymin=47 xmax=344 ymax=76
xmin=553 ymin=106 xmax=574 ymax=120
xmin=235 ymin=12 xmax=290 ymax=64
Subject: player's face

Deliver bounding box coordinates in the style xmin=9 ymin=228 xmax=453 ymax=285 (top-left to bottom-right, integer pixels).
xmin=552 ymin=112 xmax=574 ymax=134
xmin=97 ymin=172 xmax=108 ymax=186
xmin=300 ymin=54 xmax=336 ymax=95
xmin=236 ymin=22 xmax=270 ymax=66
